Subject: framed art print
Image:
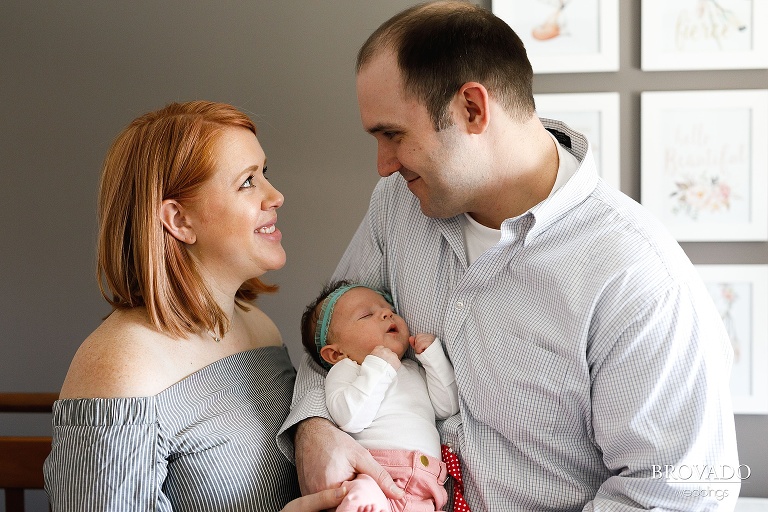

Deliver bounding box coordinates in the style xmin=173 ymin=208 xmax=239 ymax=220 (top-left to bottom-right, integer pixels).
xmin=696 ymin=264 xmax=768 ymax=414
xmin=535 ymin=92 xmax=620 ymax=189
xmin=641 ymin=89 xmax=768 ymax=241
xmin=642 ymin=0 xmax=768 ymax=71
xmin=492 ymin=0 xmax=619 ymax=73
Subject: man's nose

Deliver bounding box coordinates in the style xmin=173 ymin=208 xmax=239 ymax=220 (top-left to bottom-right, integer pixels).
xmin=377 ymin=145 xmax=401 ymax=177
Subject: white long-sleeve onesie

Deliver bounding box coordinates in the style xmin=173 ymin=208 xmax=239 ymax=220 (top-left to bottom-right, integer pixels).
xmin=325 ymin=338 xmax=459 ymax=459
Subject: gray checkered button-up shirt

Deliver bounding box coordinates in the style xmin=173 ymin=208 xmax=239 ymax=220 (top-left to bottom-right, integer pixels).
xmin=280 ymin=121 xmax=740 ymax=511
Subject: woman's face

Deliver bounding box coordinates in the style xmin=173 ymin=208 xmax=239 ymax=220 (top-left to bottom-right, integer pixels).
xmin=184 ymin=126 xmax=285 ymax=290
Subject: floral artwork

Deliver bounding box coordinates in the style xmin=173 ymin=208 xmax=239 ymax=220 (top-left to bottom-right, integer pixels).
xmin=530 ymin=0 xmax=572 ymax=42
xmin=496 ymin=0 xmax=599 ymax=57
xmin=665 ymin=0 xmax=752 ymax=53
xmin=697 ymin=265 xmax=768 ymax=414
xmin=707 ymin=282 xmax=752 ymax=370
xmin=669 ymin=175 xmax=735 ymax=221
xmin=716 ymin=283 xmax=742 ymax=363
xmin=661 ymin=107 xmax=750 ymax=224
xmin=641 ymin=90 xmax=768 ymax=241
xmin=492 ymin=0 xmax=618 ymax=73
xmin=642 ymin=0 xmax=768 ymax=70
xmin=705 ymin=281 xmax=751 ymax=393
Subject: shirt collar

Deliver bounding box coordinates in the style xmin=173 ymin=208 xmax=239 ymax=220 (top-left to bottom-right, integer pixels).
xmin=506 ymin=119 xmax=599 ymax=246
xmin=433 ymin=119 xmax=599 ymax=257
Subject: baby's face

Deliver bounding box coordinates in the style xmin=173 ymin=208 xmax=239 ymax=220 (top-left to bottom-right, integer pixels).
xmin=328 ymin=287 xmax=411 ymax=365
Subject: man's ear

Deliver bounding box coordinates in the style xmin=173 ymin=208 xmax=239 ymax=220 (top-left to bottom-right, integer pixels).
xmin=320 ymin=344 xmax=346 ymax=366
xmin=160 ymin=199 xmax=196 ymax=244
xmin=454 ymin=81 xmax=490 ymax=134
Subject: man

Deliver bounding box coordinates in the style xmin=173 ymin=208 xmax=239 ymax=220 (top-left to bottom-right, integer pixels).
xmin=279 ymin=2 xmax=740 ymax=510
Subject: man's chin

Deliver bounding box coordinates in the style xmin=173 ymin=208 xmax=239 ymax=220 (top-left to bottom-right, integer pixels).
xmin=408 ymin=184 xmax=457 ymax=218
xmin=417 ymin=199 xmax=457 ymax=219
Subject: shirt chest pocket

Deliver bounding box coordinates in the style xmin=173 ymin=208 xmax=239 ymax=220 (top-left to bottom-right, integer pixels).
xmin=462 ymin=335 xmax=571 ymax=443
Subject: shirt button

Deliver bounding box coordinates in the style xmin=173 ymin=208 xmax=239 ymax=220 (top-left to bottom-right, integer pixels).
xmin=456 ymin=301 xmax=464 ymax=310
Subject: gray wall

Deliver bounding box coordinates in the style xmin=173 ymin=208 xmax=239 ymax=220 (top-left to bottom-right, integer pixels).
xmin=1 ymin=2 xmax=766 ymax=509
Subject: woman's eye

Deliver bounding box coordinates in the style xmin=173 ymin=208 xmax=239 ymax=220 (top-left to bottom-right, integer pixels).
xmin=241 ymin=175 xmax=254 ymax=188
xmin=262 ymin=166 xmax=268 ymax=180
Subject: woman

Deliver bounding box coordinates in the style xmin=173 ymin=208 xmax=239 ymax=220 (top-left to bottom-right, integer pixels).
xmin=44 ymin=101 xmax=345 ymax=511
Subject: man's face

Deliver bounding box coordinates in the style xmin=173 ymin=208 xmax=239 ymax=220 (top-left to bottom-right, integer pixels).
xmin=356 ymin=51 xmax=487 ymax=218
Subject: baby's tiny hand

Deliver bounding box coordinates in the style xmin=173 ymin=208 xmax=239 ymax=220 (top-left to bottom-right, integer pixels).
xmin=372 ymin=345 xmax=401 ymax=371
xmin=409 ymin=333 xmax=436 ymax=355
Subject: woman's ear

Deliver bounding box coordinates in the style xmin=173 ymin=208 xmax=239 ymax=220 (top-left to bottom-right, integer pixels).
xmin=454 ymin=81 xmax=490 ymax=134
xmin=160 ymin=199 xmax=196 ymax=244
xmin=320 ymin=344 xmax=346 ymax=366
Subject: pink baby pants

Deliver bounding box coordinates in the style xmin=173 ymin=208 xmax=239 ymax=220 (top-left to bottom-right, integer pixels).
xmin=336 ymin=449 xmax=448 ymax=512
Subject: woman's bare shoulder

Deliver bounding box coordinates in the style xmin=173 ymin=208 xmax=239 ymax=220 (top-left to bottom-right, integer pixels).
xmin=59 ymin=308 xmax=174 ymax=399
xmin=241 ymin=304 xmax=283 ymax=349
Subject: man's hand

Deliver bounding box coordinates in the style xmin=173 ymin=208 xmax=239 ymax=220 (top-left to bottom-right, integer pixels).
xmin=281 ymin=485 xmax=347 ymax=512
xmin=294 ymin=417 xmax=405 ymax=500
xmin=409 ymin=333 xmax=436 ymax=355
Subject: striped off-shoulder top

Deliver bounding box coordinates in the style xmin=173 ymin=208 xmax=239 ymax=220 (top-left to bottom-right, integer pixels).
xmin=44 ymin=346 xmax=300 ymax=512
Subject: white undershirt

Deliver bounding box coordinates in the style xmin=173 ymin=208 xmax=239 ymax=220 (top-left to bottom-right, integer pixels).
xmin=461 ymin=132 xmax=580 ymax=265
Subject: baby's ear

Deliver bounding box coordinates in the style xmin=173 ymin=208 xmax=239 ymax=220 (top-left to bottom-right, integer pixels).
xmin=320 ymin=344 xmax=346 ymax=365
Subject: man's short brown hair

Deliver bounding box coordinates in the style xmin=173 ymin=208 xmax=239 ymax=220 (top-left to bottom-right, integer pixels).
xmin=357 ymin=1 xmax=535 ymax=130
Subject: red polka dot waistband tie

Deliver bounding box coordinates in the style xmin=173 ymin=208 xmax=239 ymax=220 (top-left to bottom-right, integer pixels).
xmin=441 ymin=444 xmax=470 ymax=512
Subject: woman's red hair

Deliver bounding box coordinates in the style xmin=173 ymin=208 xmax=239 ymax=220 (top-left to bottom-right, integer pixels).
xmin=97 ymin=101 xmax=276 ymax=339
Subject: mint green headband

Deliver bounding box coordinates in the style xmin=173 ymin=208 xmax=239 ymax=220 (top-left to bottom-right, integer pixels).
xmin=314 ymin=284 xmax=394 ymax=370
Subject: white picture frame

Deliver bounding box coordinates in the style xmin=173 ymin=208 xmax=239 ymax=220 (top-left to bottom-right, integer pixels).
xmin=535 ymin=92 xmax=621 ymax=189
xmin=696 ymin=264 xmax=768 ymax=414
xmin=641 ymin=89 xmax=768 ymax=242
xmin=641 ymin=0 xmax=768 ymax=71
xmin=492 ymin=0 xmax=619 ymax=74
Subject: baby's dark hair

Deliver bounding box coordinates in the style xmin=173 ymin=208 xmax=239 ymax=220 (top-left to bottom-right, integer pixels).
xmin=300 ymin=280 xmax=353 ymax=368
xmin=300 ymin=280 xmax=394 ymax=369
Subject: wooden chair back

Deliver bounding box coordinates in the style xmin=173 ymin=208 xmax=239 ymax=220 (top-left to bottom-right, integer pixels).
xmin=0 ymin=393 xmax=57 ymax=512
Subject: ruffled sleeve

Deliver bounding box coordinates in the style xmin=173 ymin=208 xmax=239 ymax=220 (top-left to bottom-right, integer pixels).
xmin=44 ymin=396 xmax=170 ymax=512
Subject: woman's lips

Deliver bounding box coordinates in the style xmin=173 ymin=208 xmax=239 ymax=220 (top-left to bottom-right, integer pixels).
xmin=255 ymin=222 xmax=282 ymax=241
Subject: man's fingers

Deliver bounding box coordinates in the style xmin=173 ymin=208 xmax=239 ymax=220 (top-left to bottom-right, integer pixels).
xmin=282 ymin=486 xmax=347 ymax=512
xmin=355 ymin=452 xmax=405 ymax=499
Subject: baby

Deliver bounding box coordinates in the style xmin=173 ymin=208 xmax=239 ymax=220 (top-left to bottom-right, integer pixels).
xmin=301 ymin=281 xmax=460 ymax=512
